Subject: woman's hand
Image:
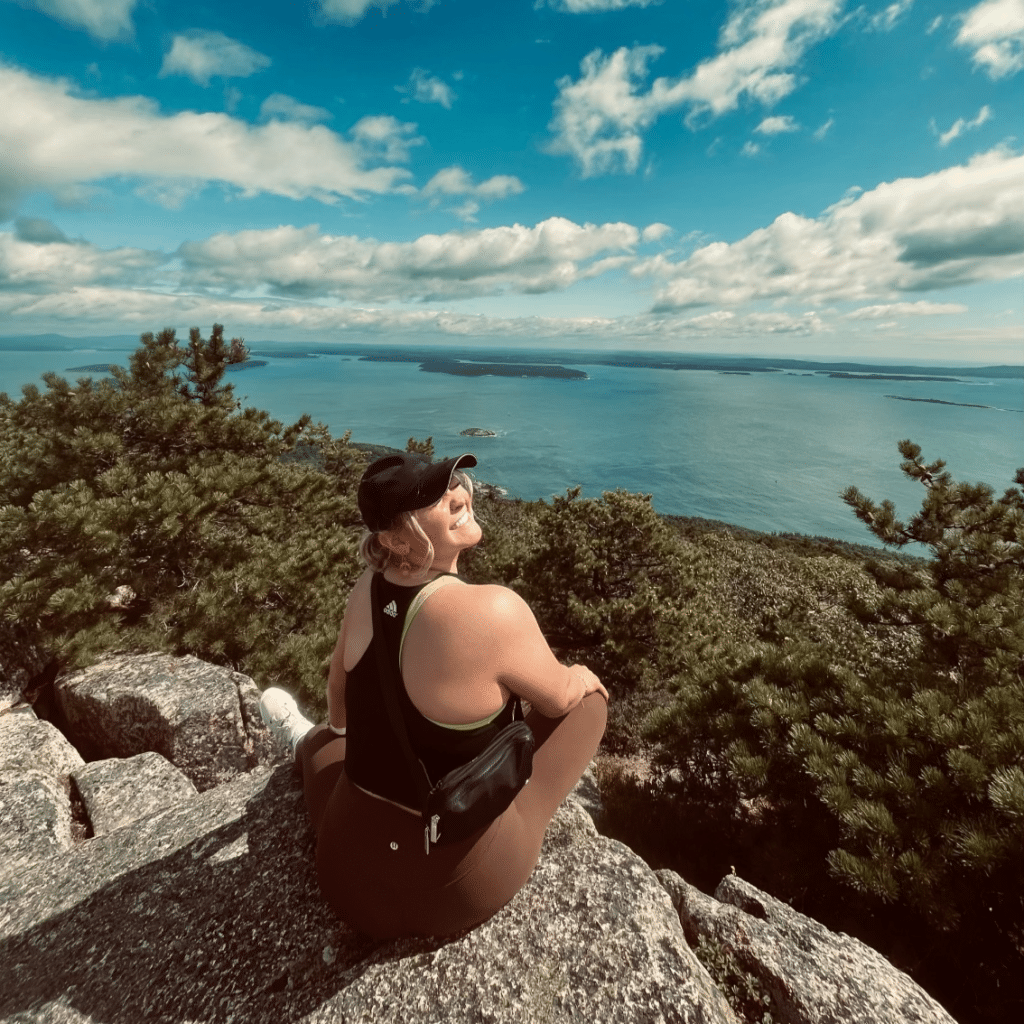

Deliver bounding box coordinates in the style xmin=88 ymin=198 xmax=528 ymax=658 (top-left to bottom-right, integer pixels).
xmin=569 ymin=664 xmax=609 ymax=703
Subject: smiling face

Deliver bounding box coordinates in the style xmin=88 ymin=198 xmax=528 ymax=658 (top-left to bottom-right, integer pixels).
xmin=412 ymin=476 xmax=482 ymax=568
xmin=381 ymin=473 xmax=482 ymax=577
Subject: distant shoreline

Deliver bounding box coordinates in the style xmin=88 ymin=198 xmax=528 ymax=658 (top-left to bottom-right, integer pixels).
xmin=5 ymin=334 xmax=1017 ymax=380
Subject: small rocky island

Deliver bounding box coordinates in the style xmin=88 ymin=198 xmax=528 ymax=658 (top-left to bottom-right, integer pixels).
xmin=460 ymin=428 xmax=497 ymax=436
xmin=224 ymin=359 xmax=267 ymax=372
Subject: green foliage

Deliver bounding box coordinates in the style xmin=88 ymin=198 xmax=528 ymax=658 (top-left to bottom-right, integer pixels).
xmin=406 ymin=435 xmax=434 ymax=460
xmin=0 ymin=326 xmax=367 ymax=710
xmin=644 ymin=441 xmax=1024 ymax=1022
xmin=692 ymin=937 xmax=775 ymax=1024
xmin=511 ymin=487 xmax=701 ymax=689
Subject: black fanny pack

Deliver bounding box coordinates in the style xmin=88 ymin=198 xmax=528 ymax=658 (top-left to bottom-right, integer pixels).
xmin=371 ymin=572 xmax=535 ymax=853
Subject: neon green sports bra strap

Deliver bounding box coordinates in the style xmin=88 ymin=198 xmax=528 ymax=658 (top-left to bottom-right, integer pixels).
xmin=399 ymin=575 xmax=464 ymax=664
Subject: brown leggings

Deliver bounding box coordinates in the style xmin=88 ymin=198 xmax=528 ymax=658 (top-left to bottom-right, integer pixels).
xmin=297 ymin=693 xmax=607 ymax=939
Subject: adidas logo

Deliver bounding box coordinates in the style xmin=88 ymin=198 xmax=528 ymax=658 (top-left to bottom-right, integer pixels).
xmin=383 ymin=600 xmax=398 ymax=618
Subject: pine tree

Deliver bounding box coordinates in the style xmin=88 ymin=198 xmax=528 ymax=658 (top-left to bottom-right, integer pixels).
xmin=0 ymin=327 xmax=367 ymax=707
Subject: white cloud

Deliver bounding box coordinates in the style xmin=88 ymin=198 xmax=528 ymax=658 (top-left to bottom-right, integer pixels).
xmin=539 ymin=0 xmax=662 ymax=10
xmin=547 ymin=0 xmax=844 ymax=175
xmin=0 ymin=64 xmax=414 ymax=218
xmin=641 ymin=222 xmax=672 ymax=242
xmin=348 ymin=114 xmax=423 ymax=163
xmin=845 ymin=301 xmax=968 ymax=318
xmin=400 ymin=68 xmax=456 ymax=108
xmin=421 ymin=166 xmax=525 ymax=221
xmin=936 ymin=104 xmax=992 ymax=146
xmin=866 ymin=0 xmax=914 ymax=32
xmin=174 ymin=217 xmax=640 ymax=302
xmin=318 ymin=0 xmax=401 ymax=25
xmin=159 ymin=31 xmax=271 ymax=87
xmin=634 ymin=147 xmax=1024 ymax=308
xmin=0 ymin=230 xmax=165 ymax=292
xmin=926 ymin=15 xmax=943 ymax=33
xmin=813 ymin=116 xmax=835 ymax=139
xmin=741 ymin=140 xmax=761 ymax=156
xmin=260 ymin=94 xmax=333 ymax=124
xmin=755 ymin=115 xmax=799 ymax=134
xmin=955 ymin=0 xmax=1024 ymax=78
xmin=8 ymin=0 xmax=136 ymax=40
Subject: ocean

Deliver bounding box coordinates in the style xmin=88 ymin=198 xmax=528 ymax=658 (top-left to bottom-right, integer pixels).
xmin=2 ymin=342 xmax=1021 ymax=550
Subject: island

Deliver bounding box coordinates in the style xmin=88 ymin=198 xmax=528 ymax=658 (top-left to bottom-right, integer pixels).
xmin=418 ymin=358 xmax=588 ymax=380
xmin=885 ymin=395 xmax=993 ymax=410
xmin=460 ymin=428 xmax=497 ymax=436
xmin=823 ymin=372 xmax=961 ymax=382
xmin=66 ymin=364 xmax=120 ymax=373
xmin=224 ymin=360 xmax=268 ymax=372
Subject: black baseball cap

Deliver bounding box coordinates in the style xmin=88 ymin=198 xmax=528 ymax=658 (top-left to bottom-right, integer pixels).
xmin=357 ymin=452 xmax=478 ymax=532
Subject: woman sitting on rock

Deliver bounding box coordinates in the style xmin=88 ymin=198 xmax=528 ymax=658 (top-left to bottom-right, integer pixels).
xmin=260 ymin=452 xmax=608 ymax=938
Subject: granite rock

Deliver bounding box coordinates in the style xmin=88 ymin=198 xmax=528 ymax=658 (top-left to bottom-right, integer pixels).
xmin=0 ymin=768 xmax=73 ymax=873
xmin=656 ymin=869 xmax=957 ymax=1024
xmin=55 ymin=654 xmax=283 ymax=791
xmin=0 ymin=765 xmax=738 ymax=1024
xmin=71 ymin=751 xmax=198 ymax=836
xmin=0 ymin=706 xmax=85 ymax=778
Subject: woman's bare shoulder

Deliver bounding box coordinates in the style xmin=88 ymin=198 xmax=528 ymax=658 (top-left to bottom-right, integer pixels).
xmin=446 ymin=580 xmax=533 ymax=623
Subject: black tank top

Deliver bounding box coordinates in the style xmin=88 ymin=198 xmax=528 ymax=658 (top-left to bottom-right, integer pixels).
xmin=344 ymin=571 xmax=517 ymax=810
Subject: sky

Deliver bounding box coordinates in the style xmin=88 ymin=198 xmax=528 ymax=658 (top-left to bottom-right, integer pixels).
xmin=0 ymin=0 xmax=1022 ymax=362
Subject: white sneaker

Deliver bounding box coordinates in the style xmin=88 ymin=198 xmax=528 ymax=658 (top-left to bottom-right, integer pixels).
xmin=259 ymin=687 xmax=314 ymax=759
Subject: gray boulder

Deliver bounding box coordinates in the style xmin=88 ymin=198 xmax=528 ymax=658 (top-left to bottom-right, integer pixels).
xmin=0 ymin=706 xmax=85 ymax=778
xmin=657 ymin=869 xmax=957 ymax=1024
xmin=0 ymin=769 xmax=73 ymax=872
xmin=71 ymin=751 xmax=198 ymax=836
xmin=55 ymin=654 xmax=283 ymax=792
xmin=0 ymin=764 xmax=738 ymax=1024
xmin=0 ymin=707 xmax=84 ymax=874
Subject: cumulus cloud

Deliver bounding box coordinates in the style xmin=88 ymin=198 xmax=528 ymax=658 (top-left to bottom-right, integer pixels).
xmin=159 ymin=31 xmax=271 ymax=87
xmin=539 ymin=0 xmax=662 ymax=10
xmin=866 ymin=0 xmax=914 ymax=32
xmin=399 ymin=68 xmax=456 ymax=108
xmin=14 ymin=216 xmax=69 ymax=244
xmin=755 ymin=115 xmax=799 ymax=134
xmin=642 ymin=222 xmax=672 ymax=242
xmin=9 ymin=0 xmax=136 ymax=40
xmin=741 ymin=140 xmax=761 ymax=156
xmin=634 ymin=147 xmax=1024 ymax=309
xmin=174 ymin=217 xmax=640 ymax=302
xmin=955 ymin=0 xmax=1024 ymax=78
xmin=318 ymin=0 xmax=400 ymax=25
xmin=547 ymin=0 xmax=844 ymax=175
xmin=348 ymin=114 xmax=423 ymax=163
xmin=0 ymin=229 xmax=165 ymax=293
xmin=936 ymin=104 xmax=992 ymax=146
xmin=845 ymin=301 xmax=968 ymax=318
xmin=421 ymin=166 xmax=525 ymax=221
xmin=259 ymin=93 xmax=333 ymax=124
xmin=0 ymin=65 xmax=414 ymax=218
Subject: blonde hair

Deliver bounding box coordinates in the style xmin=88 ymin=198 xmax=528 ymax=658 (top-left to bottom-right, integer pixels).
xmin=359 ymin=469 xmax=477 ymax=580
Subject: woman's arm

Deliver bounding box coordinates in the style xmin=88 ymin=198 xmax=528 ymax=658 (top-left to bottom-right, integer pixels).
xmin=326 ymin=609 xmax=349 ymax=740
xmin=471 ymin=585 xmax=608 ymax=717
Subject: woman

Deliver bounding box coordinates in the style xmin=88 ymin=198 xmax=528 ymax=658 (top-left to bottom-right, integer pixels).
xmin=260 ymin=452 xmax=608 ymax=938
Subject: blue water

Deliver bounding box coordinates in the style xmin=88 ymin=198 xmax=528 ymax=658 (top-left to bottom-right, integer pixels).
xmin=2 ymin=345 xmax=1021 ymax=549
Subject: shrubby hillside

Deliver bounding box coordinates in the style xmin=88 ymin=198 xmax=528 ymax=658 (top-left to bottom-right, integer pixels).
xmin=2 ymin=329 xmax=1021 ymax=1024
